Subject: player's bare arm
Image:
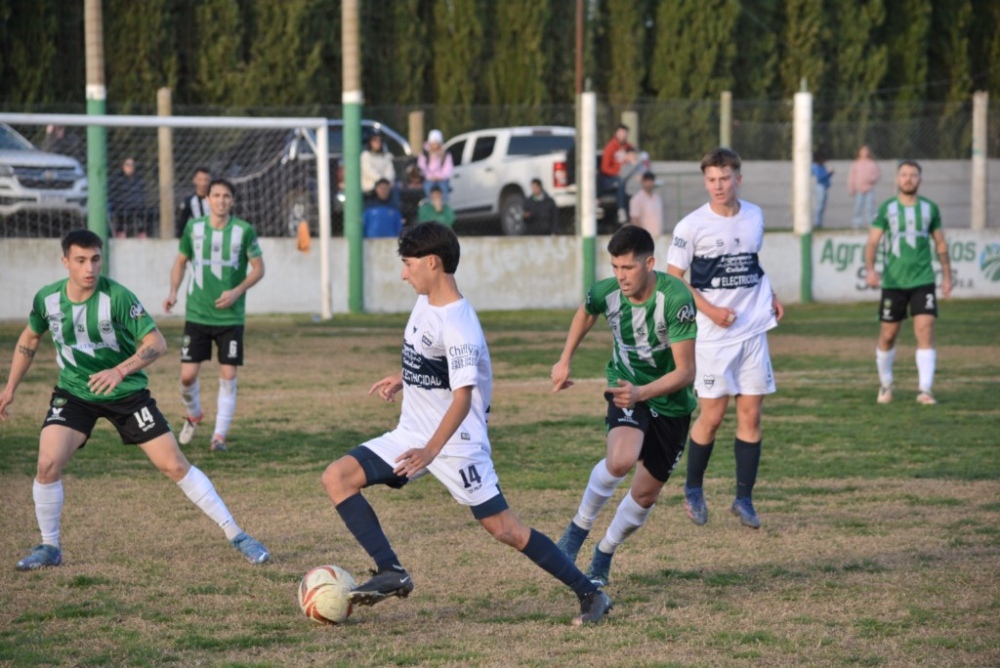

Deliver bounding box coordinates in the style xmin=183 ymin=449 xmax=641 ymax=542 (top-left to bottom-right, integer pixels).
xmin=864 ymin=228 xmax=884 ymax=288
xmin=0 ymin=325 xmax=42 ymax=420
xmin=772 ymin=292 xmax=785 ymax=321
xmin=215 ymin=256 xmax=265 ymax=310
xmin=608 ymin=337 xmax=696 ymax=408
xmin=163 ymin=252 xmax=190 ymax=312
xmin=551 ymin=306 xmax=599 ymax=392
xmin=393 ymin=385 xmax=473 ymax=478
xmin=932 ymin=229 xmax=952 ymax=298
xmin=87 ymin=329 xmax=168 ymax=396
xmin=368 ymin=372 xmax=404 ymax=402
xmin=666 ymin=264 xmax=737 ymax=327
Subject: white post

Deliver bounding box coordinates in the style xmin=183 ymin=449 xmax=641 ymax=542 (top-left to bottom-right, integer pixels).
xmin=316 ymin=123 xmax=333 ymax=319
xmin=720 ymin=90 xmax=732 ymax=148
xmin=793 ymin=91 xmax=813 ymax=235
xmin=971 ymin=91 xmax=988 ymax=231
xmin=580 ymin=92 xmax=597 ymax=238
xmin=156 ymin=87 xmax=174 ymax=240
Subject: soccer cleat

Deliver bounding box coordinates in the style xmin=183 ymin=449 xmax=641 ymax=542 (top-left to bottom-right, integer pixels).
xmin=349 ymin=565 xmax=414 ymax=606
xmin=230 ymin=532 xmax=270 ymax=564
xmin=178 ymin=414 xmax=202 ymax=445
xmin=876 ymin=385 xmax=893 ymax=404
xmin=585 ymin=546 xmax=613 ymax=587
xmin=16 ymin=544 xmax=62 ymax=571
xmin=684 ymin=486 xmax=709 ymax=526
xmin=210 ymin=434 xmax=227 ymax=452
xmin=573 ymin=589 xmax=613 ymax=625
xmin=556 ymin=522 xmax=590 ymax=563
xmin=916 ymin=391 xmax=937 ymax=405
xmin=730 ymin=498 xmax=761 ymax=529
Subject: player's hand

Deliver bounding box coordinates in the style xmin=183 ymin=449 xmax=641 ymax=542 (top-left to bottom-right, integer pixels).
xmin=369 ymin=374 xmax=403 ymax=402
xmin=942 ymin=273 xmax=953 ymax=299
xmin=162 ymin=295 xmax=176 ymax=313
xmin=710 ymin=305 xmax=737 ymax=328
xmin=772 ymin=295 xmax=785 ymax=321
xmin=87 ymin=368 xmax=124 ymax=396
xmin=0 ymin=390 xmax=14 ymax=421
xmin=214 ymin=289 xmax=240 ymax=310
xmin=393 ymin=447 xmax=437 ymax=478
xmin=609 ymin=379 xmax=640 ymax=409
xmin=865 ymin=270 xmax=880 ymax=289
xmin=551 ymin=360 xmax=574 ymax=392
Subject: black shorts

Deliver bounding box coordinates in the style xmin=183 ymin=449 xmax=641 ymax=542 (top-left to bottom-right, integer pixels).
xmin=42 ymin=387 xmax=173 ymax=446
xmin=879 ymin=284 xmax=937 ymax=322
xmin=604 ymin=393 xmax=691 ymax=483
xmin=182 ymin=322 xmax=245 ymax=365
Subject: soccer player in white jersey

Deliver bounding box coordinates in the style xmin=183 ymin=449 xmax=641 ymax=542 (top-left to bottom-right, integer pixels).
xmin=864 ymin=160 xmax=951 ymax=405
xmin=164 ymin=178 xmax=265 ymax=452
xmin=552 ymin=225 xmax=697 ymax=586
xmin=1 ymin=229 xmax=269 ymax=571
xmin=321 ymin=223 xmax=612 ymax=625
xmin=666 ymin=147 xmax=784 ymax=530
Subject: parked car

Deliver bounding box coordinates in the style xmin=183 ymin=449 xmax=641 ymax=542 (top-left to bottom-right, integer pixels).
xmin=0 ymin=122 xmax=88 ymax=237
xmin=443 ymin=126 xmax=648 ymax=235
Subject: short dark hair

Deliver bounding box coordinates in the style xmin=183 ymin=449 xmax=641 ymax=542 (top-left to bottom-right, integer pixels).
xmin=62 ymin=229 xmax=103 ymax=256
xmin=616 ymin=123 xmax=629 ymax=132
xmin=530 ymin=178 xmax=542 ymax=188
xmin=429 ymin=184 xmax=443 ymax=194
xmin=898 ymin=159 xmax=922 ymax=174
xmin=376 ymin=178 xmax=391 ymax=188
xmin=194 ymin=166 xmax=210 ymax=176
xmin=700 ymin=147 xmax=742 ymax=174
xmin=607 ymin=224 xmax=654 ymax=258
xmin=641 ymin=171 xmax=656 ymax=182
xmin=208 ymin=177 xmax=235 ymax=196
xmin=398 ymin=222 xmax=460 ymax=274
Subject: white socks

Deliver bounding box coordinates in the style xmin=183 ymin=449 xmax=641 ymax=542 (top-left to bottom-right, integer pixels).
xmin=214 ymin=377 xmax=237 ymax=438
xmin=573 ymin=459 xmax=625 ymax=530
xmin=180 ymin=379 xmax=201 ymax=418
xmin=177 ymin=466 xmax=241 ymax=540
xmin=916 ymin=348 xmax=936 ymax=393
xmin=875 ymin=346 xmax=896 ymax=387
xmin=598 ymin=491 xmax=653 ymax=555
xmin=33 ymin=479 xmax=64 ymax=548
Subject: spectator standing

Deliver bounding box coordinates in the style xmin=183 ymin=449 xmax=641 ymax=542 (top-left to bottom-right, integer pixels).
xmin=176 ymin=167 xmax=211 ymax=238
xmin=417 ymin=185 xmax=455 ymax=227
xmin=812 ymin=152 xmax=834 ymax=229
xmin=600 ymin=124 xmax=638 ymax=224
xmin=109 ymin=157 xmax=149 ymax=238
xmin=417 ymin=129 xmax=453 ymax=203
xmin=40 ymin=125 xmax=85 ymax=164
xmin=848 ymin=145 xmax=880 ymax=229
xmin=628 ymin=171 xmax=664 ymax=237
xmin=523 ymin=178 xmax=559 ymax=234
xmin=363 ymin=178 xmax=404 ymax=238
xmin=361 ymin=133 xmax=397 ymax=203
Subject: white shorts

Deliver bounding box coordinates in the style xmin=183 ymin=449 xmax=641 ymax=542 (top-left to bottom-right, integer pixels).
xmin=361 ymin=430 xmax=503 ymax=510
xmin=695 ymin=332 xmax=776 ymax=398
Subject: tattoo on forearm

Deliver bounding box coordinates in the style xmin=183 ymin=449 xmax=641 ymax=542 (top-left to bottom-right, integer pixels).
xmin=116 ymin=346 xmax=162 ymax=375
xmin=16 ymin=345 xmax=36 ymax=359
xmin=139 ymin=346 xmax=161 ymax=362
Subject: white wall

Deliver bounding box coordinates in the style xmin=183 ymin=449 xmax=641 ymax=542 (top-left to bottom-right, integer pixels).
xmin=3 ymin=231 xmax=996 ymax=322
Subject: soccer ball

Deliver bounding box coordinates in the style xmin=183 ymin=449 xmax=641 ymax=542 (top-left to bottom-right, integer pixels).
xmin=298 ymin=564 xmax=356 ymax=625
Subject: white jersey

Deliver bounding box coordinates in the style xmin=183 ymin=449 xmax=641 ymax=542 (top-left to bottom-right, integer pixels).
xmin=667 ymin=200 xmax=777 ymax=346
xmin=396 ymin=295 xmax=492 ymax=447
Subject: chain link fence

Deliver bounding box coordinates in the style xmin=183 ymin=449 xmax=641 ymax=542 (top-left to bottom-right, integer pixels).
xmin=1 ymin=98 xmax=995 ymax=237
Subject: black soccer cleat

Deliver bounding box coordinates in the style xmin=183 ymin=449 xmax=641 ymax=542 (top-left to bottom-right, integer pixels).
xmin=349 ymin=565 xmax=414 ymax=606
xmin=573 ymin=589 xmax=613 ymax=625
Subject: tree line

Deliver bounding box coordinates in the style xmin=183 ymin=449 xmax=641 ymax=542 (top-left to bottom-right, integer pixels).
xmin=1 ymin=0 xmax=996 ymax=158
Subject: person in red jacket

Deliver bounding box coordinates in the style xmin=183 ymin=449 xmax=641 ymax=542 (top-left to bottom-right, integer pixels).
xmin=600 ymin=124 xmax=638 ymax=224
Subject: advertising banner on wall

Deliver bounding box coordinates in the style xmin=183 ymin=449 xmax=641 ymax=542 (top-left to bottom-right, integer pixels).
xmin=811 ymin=230 xmax=1000 ymax=302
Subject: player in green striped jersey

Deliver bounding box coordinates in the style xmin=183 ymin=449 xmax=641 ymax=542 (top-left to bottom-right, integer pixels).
xmin=164 ymin=178 xmax=265 ymax=452
xmin=551 ymin=225 xmax=697 ymax=586
xmin=864 ymin=160 xmax=951 ymax=405
xmin=1 ymin=230 xmax=269 ymax=571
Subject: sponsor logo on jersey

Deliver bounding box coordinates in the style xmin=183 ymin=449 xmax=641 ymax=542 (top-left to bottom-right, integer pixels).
xmin=99 ymin=319 xmax=113 ymax=335
xmin=460 ymin=432 xmax=470 ymax=441
xmin=703 ymin=374 xmax=715 ymax=389
xmin=129 ymin=303 xmax=145 ymax=319
xmin=421 ymin=332 xmax=434 ymax=348
xmin=618 ymin=407 xmax=640 ymax=426
xmin=676 ymin=304 xmax=696 ymax=323
xmin=52 ymin=397 xmax=68 ymax=407
xmin=672 ymin=237 xmax=687 ymax=249
xmin=46 ymin=407 xmax=66 ymax=422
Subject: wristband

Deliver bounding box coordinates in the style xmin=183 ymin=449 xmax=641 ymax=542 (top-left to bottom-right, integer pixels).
xmin=114 ymin=367 xmax=125 ymax=381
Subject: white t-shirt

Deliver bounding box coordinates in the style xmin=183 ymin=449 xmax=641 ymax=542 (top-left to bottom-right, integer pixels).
xmin=629 ymin=189 xmax=664 ymax=237
xmin=397 ymin=295 xmax=492 ymax=447
xmin=667 ymin=200 xmax=777 ymax=346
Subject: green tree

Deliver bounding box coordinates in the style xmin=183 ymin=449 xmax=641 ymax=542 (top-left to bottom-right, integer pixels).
xmin=191 ymin=0 xmax=247 ymax=107
xmin=483 ymin=0 xmax=549 ymax=126
xmin=779 ymin=0 xmax=825 ymax=97
xmin=928 ymin=0 xmax=972 ymax=157
xmin=601 ymin=0 xmax=645 ymax=108
xmin=105 ymin=0 xmax=178 ymax=112
xmin=543 ymin=0 xmax=577 ymax=106
xmin=881 ymin=0 xmax=931 ymax=157
xmin=362 ymin=0 xmax=427 ymax=109
xmin=0 ymin=0 xmax=59 ymax=108
xmin=428 ymin=0 xmax=483 ymax=135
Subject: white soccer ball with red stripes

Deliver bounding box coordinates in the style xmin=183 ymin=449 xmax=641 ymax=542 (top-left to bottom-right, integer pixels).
xmin=298 ymin=564 xmax=356 ymax=625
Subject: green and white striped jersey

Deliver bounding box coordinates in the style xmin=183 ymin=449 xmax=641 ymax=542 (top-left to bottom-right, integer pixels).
xmin=28 ymin=276 xmax=157 ymax=402
xmin=873 ymin=196 xmax=941 ymax=289
xmin=585 ymin=271 xmax=698 ymax=417
xmin=178 ymin=216 xmax=262 ymax=326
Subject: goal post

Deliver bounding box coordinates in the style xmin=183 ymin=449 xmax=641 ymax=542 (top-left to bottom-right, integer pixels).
xmin=0 ymin=112 xmax=335 ymax=318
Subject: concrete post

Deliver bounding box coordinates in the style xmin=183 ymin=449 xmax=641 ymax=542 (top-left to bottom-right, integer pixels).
xmin=720 ymin=90 xmax=732 ymax=148
xmin=793 ymin=89 xmax=813 ymax=302
xmin=408 ymin=110 xmax=424 ymax=158
xmin=622 ymin=110 xmax=639 ymax=146
xmin=580 ymin=91 xmax=597 ymax=297
xmin=84 ymin=0 xmax=109 ymax=259
xmin=342 ymin=0 xmax=363 ymax=313
xmin=157 ymin=88 xmax=174 ymax=240
xmin=317 ymin=124 xmax=333 ymax=319
xmin=971 ymin=91 xmax=988 ymax=231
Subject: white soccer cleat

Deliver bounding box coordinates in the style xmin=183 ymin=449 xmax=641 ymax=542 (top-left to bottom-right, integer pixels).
xmin=876 ymin=386 xmax=893 ymax=404
xmin=916 ymin=391 xmax=937 ymax=405
xmin=178 ymin=414 xmax=202 ymax=445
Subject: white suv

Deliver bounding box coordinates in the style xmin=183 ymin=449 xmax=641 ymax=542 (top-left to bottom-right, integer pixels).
xmin=0 ymin=123 xmax=88 ymax=226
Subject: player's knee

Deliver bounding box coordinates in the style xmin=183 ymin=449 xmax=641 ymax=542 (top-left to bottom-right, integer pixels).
xmin=35 ymin=458 xmax=62 ymax=484
xmin=321 ymin=459 xmax=360 ymax=501
xmin=604 ymin=454 xmax=633 ymax=478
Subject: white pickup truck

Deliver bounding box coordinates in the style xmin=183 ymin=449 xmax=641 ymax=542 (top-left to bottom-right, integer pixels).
xmin=442 ymin=126 xmax=646 ymax=235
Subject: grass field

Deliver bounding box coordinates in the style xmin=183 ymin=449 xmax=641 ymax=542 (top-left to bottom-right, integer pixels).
xmin=0 ymin=300 xmax=998 ymax=667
